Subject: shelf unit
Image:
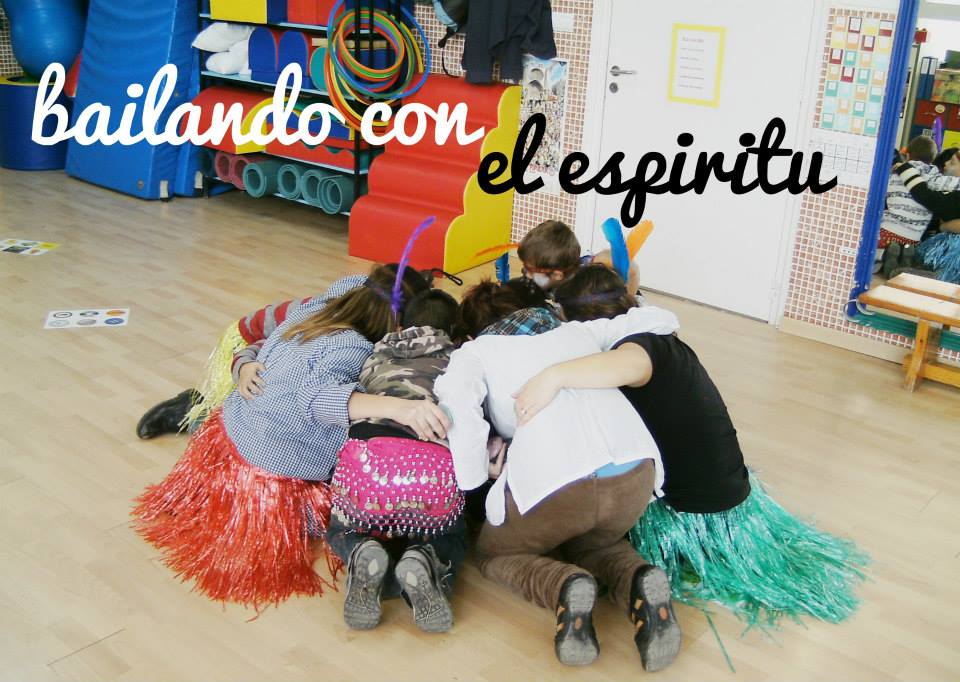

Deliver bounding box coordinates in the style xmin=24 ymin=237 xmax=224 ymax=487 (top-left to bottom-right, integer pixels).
xmin=199 ymin=11 xmax=331 ymax=32
xmin=196 ymin=0 xmax=402 ymax=211
xmin=200 ymin=70 xmax=334 ymax=97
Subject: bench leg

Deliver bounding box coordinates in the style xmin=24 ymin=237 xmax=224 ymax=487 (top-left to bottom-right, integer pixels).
xmin=903 ymin=321 xmax=934 ymax=392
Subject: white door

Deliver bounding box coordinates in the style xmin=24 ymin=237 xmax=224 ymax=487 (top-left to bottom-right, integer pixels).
xmin=591 ymin=0 xmax=817 ymax=320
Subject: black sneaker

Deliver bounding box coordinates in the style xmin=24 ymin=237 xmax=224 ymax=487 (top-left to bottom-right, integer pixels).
xmin=630 ymin=565 xmax=681 ymax=672
xmin=396 ymin=546 xmax=453 ymax=633
xmin=136 ymin=389 xmax=199 ymax=439
xmin=343 ymin=540 xmax=389 ymax=630
xmin=554 ymin=573 xmax=599 ymax=666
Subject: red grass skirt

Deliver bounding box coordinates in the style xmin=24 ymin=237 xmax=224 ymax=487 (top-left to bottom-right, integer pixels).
xmin=132 ymin=410 xmax=342 ymax=610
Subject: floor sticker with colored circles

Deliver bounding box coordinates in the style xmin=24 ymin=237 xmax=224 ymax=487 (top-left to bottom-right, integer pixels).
xmin=2 ymin=239 xmax=60 ymax=256
xmin=44 ymin=309 xmax=130 ymax=329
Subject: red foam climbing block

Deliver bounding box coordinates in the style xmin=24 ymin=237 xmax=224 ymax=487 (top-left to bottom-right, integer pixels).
xmin=287 ymin=0 xmax=337 ymax=25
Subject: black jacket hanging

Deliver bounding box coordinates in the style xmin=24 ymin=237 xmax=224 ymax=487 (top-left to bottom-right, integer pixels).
xmin=434 ymin=0 xmax=470 ymax=76
xmin=461 ymin=0 xmax=557 ymax=84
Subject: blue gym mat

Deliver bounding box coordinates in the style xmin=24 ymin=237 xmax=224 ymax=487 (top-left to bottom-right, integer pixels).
xmin=66 ymin=0 xmax=198 ymax=199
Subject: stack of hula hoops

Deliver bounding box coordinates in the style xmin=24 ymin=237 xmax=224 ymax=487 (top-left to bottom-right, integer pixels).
xmin=323 ymin=0 xmax=430 ymax=131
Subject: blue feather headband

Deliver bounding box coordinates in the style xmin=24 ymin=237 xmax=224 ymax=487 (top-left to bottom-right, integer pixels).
xmin=601 ymin=217 xmax=630 ymax=282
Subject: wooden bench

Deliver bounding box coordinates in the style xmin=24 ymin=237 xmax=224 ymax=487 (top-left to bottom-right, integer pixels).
xmin=858 ymin=285 xmax=960 ymax=391
xmin=886 ymin=272 xmax=960 ymax=304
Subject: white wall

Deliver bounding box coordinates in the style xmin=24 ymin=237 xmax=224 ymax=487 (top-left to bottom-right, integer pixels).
xmin=916 ymin=16 xmax=960 ymax=63
xmin=836 ymin=0 xmax=900 ymax=9
xmin=920 ymin=0 xmax=960 ymax=21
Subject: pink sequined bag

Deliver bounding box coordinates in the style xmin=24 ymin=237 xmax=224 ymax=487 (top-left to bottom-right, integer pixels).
xmin=331 ymin=437 xmax=465 ymax=538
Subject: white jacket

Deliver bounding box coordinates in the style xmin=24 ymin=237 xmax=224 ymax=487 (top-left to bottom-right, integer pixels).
xmin=434 ymin=306 xmax=680 ymax=525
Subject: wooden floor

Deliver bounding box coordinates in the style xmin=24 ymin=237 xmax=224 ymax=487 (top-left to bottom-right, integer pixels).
xmin=1 ymin=170 xmax=959 ymax=682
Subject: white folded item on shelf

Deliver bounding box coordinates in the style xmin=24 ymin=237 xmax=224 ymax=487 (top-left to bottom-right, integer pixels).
xmin=206 ymin=44 xmax=248 ymax=75
xmin=192 ymin=21 xmax=254 ymax=52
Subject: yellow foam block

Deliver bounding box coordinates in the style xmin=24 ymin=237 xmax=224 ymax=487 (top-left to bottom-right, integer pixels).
xmin=235 ymin=98 xmax=274 ymax=153
xmin=443 ymin=85 xmax=521 ymax=273
xmin=943 ymin=130 xmax=960 ymax=150
xmin=210 ymin=0 xmax=266 ymax=23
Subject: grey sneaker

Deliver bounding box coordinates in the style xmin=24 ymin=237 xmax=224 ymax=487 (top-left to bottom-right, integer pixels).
xmin=343 ymin=540 xmax=389 ymax=630
xmin=900 ymin=243 xmax=918 ymax=268
xmin=396 ymin=547 xmax=454 ymax=633
xmin=882 ymin=242 xmax=903 ymax=279
xmin=630 ymin=565 xmax=681 ymax=672
xmin=554 ymin=573 xmax=599 ymax=666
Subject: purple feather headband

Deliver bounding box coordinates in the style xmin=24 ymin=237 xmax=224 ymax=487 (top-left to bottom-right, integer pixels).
xmin=392 ymin=216 xmax=436 ymax=316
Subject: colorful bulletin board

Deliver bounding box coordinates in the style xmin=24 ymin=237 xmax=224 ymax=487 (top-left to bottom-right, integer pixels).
xmin=818 ymin=14 xmax=894 ymax=137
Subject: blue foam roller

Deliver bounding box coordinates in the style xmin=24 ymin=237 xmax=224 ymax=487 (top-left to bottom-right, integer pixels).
xmin=0 ymin=75 xmax=72 ymax=170
xmin=300 ymin=168 xmax=333 ymax=207
xmin=319 ymin=175 xmax=363 ymax=214
xmin=277 ymin=163 xmax=306 ymax=199
xmin=242 ymin=158 xmax=285 ymax=198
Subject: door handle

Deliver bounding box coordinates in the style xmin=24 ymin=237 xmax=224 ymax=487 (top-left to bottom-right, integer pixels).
xmin=609 ymin=65 xmax=637 ymax=77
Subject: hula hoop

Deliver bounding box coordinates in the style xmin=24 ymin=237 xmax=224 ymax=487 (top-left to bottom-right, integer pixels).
xmin=323 ymin=0 xmax=430 ymax=130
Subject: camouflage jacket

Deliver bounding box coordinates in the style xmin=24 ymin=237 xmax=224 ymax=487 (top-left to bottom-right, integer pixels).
xmin=353 ymin=326 xmax=455 ymax=438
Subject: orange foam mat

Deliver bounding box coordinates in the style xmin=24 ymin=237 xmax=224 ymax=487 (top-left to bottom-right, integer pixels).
xmin=348 ymin=76 xmax=521 ymax=273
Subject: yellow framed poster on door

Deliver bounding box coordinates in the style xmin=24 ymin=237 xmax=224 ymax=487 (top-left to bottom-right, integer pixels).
xmin=668 ymin=24 xmax=726 ymax=107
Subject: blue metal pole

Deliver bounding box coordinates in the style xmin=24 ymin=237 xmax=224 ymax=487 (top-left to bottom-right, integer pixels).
xmin=846 ymin=0 xmax=921 ymax=317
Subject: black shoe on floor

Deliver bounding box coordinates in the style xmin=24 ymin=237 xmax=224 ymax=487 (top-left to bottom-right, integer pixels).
xmin=630 ymin=565 xmax=681 ymax=672
xmin=396 ymin=546 xmax=454 ymax=633
xmin=554 ymin=573 xmax=599 ymax=666
xmin=136 ymin=389 xmax=199 ymax=439
xmin=882 ymin=243 xmax=903 ymax=280
xmin=343 ymin=539 xmax=389 ymax=630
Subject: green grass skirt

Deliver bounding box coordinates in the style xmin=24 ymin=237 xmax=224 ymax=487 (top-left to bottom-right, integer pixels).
xmin=629 ymin=475 xmax=869 ymax=629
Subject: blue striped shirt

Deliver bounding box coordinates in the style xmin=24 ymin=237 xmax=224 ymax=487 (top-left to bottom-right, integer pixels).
xmin=222 ymin=275 xmax=372 ymax=481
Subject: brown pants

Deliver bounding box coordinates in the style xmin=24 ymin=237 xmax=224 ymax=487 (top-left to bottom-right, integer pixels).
xmin=475 ymin=460 xmax=655 ymax=611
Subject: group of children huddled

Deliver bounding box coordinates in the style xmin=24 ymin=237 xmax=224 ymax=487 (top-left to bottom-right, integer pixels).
xmin=880 ymin=135 xmax=960 ymax=283
xmin=134 ymin=220 xmax=868 ymax=671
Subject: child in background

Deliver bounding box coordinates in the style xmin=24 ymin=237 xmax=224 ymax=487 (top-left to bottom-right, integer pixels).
xmin=879 ymin=136 xmax=960 ymax=273
xmin=518 ymin=219 xmax=641 ymax=295
xmin=327 ymin=290 xmax=468 ymax=633
xmin=517 ymin=220 xmax=583 ymax=290
xmin=133 ymin=265 xmax=451 ymax=610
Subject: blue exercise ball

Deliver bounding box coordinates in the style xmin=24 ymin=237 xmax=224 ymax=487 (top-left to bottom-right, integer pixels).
xmin=1 ymin=0 xmax=86 ymax=79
